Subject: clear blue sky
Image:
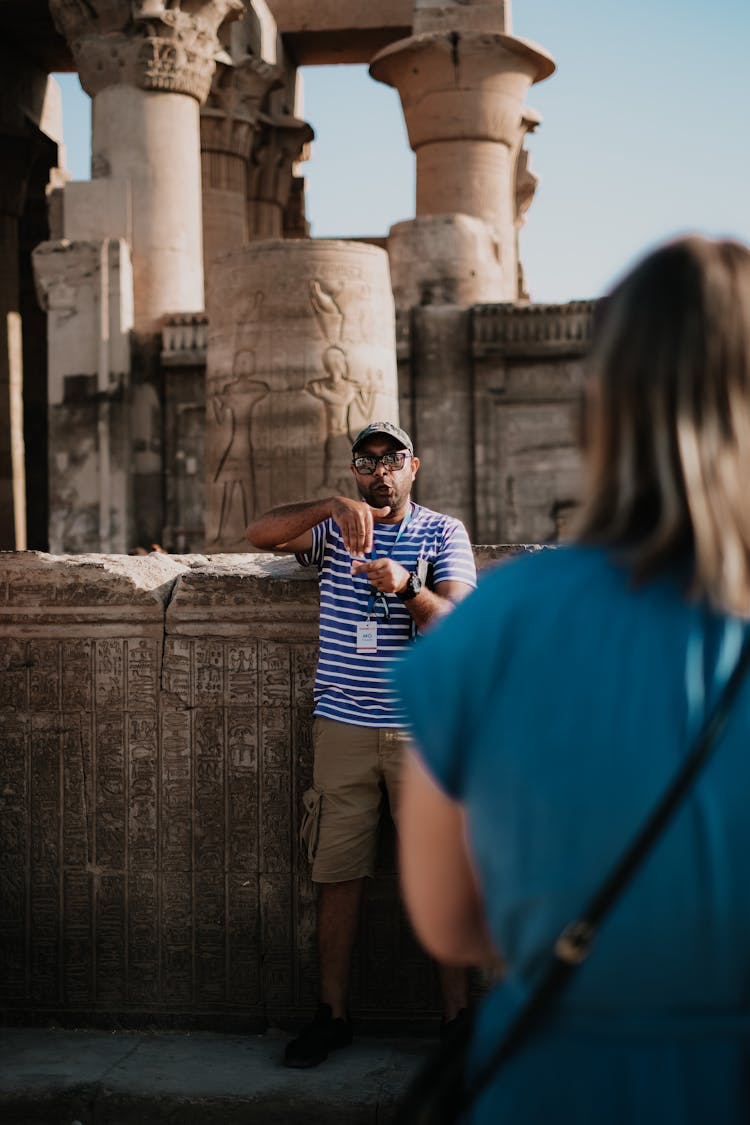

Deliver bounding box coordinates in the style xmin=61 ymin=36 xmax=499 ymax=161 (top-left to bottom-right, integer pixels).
xmin=55 ymin=0 xmax=750 ymax=303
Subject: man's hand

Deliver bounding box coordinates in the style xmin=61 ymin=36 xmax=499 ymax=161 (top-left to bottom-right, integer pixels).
xmin=351 ymin=557 xmax=410 ymax=594
xmin=330 ymin=497 xmax=391 ymax=557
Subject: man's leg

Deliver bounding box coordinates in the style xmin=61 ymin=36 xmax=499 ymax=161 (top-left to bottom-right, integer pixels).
xmin=284 ymin=719 xmax=380 ymax=1067
xmin=311 ymin=720 xmax=380 ymax=1020
xmin=318 ymin=877 xmax=365 ymax=1018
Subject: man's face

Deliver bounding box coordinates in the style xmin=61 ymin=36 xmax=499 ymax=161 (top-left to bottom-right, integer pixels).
xmin=350 ymin=437 xmax=419 ymax=514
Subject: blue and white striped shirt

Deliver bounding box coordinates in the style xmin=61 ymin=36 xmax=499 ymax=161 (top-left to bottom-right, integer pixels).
xmin=296 ymin=503 xmax=476 ymax=728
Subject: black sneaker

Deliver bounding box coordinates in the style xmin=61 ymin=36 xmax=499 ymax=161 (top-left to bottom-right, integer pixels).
xmin=283 ymin=1002 xmax=353 ymax=1068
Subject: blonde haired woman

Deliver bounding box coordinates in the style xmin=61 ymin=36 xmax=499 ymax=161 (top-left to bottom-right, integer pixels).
xmin=395 ymin=236 xmax=750 ymax=1123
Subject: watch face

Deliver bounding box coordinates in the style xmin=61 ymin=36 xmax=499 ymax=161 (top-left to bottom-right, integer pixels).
xmin=401 ymin=571 xmax=422 ymax=599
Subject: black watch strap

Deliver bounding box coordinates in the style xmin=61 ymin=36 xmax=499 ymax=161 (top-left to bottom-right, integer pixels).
xmin=397 ymin=570 xmax=422 ymax=601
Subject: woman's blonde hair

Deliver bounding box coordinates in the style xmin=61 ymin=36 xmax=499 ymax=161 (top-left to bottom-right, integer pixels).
xmin=575 ymin=234 xmax=750 ymax=616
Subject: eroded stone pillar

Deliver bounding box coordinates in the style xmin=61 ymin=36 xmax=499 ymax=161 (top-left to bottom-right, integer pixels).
xmin=201 ymin=54 xmax=282 ymax=267
xmin=2 ymin=58 xmax=68 ymax=551
xmin=49 ymin=0 xmax=245 ymax=333
xmin=47 ymin=0 xmax=243 ymax=549
xmin=388 ymin=214 xmax=505 ymax=310
xmin=33 ymin=239 xmax=134 ymax=554
xmin=205 ymin=240 xmax=399 ymax=549
xmin=0 ymin=135 xmax=35 ymax=550
xmin=371 ymin=0 xmax=554 ymax=306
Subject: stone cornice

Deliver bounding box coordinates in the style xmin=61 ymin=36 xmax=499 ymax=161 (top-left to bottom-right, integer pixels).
xmin=49 ymin=0 xmax=244 ymax=102
xmin=472 ymin=300 xmax=596 ymax=358
xmin=413 ymin=1 xmax=511 ymax=36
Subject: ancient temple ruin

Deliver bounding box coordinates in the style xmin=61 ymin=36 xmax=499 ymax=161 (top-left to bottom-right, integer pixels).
xmin=0 ymin=1 xmax=595 ymax=1031
xmin=1 ymin=0 xmax=593 ymax=556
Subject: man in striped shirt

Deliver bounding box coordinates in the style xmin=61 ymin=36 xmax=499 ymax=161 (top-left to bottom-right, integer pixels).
xmin=247 ymin=421 xmax=477 ymax=1067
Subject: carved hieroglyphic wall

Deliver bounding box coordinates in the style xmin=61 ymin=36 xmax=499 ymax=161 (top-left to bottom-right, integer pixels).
xmin=0 ymin=552 xmax=185 ymax=1018
xmin=0 ymin=549 xmax=516 ymax=1030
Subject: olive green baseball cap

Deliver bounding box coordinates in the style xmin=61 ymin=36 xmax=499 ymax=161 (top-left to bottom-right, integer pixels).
xmin=351 ymin=421 xmax=414 ymax=455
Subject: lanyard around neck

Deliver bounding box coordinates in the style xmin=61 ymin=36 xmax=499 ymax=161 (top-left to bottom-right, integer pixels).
xmin=365 ymin=505 xmax=412 ymax=618
xmin=368 ymin=504 xmax=412 ymax=562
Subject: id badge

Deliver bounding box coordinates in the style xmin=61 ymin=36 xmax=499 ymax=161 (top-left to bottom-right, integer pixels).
xmin=356 ymin=619 xmax=378 ymax=653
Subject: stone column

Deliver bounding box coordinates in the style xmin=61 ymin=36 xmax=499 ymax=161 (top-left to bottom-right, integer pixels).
xmin=0 ymin=134 xmax=36 ymax=549
xmin=201 ymin=54 xmax=282 ymax=268
xmin=205 ymin=240 xmax=399 ymax=549
xmin=49 ymin=0 xmax=245 ymax=334
xmin=47 ymin=0 xmax=243 ymax=549
xmin=371 ymin=0 xmax=554 ymax=307
xmin=247 ymin=113 xmax=314 ymax=240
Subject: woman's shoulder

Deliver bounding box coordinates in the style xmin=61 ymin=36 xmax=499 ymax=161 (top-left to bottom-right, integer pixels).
xmin=412 ymin=546 xmax=616 ymax=669
xmin=474 ymin=543 xmax=620 ymax=602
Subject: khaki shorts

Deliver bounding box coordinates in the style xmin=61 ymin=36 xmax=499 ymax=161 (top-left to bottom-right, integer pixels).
xmin=300 ymin=716 xmax=409 ymax=883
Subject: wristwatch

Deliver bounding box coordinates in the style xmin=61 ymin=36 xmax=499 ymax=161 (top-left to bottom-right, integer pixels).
xmin=397 ymin=570 xmax=423 ymax=601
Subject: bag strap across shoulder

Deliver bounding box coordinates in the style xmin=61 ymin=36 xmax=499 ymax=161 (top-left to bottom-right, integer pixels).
xmin=460 ymin=629 xmax=750 ymax=1116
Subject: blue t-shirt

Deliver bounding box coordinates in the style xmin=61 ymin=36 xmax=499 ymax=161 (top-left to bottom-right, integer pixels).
xmin=395 ymin=545 xmax=750 ymax=1125
xmin=297 ymin=502 xmax=476 ymax=728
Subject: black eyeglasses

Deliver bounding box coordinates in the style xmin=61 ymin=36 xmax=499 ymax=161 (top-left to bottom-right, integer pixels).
xmin=370 ymin=591 xmax=391 ymax=622
xmin=352 ymin=451 xmax=411 ymax=475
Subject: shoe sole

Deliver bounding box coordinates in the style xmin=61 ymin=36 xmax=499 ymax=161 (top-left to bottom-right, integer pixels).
xmin=283 ymin=1039 xmax=352 ymax=1068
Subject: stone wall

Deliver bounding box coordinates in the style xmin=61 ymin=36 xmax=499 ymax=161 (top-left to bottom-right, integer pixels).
xmin=0 ymin=547 xmax=517 ymax=1031
xmin=159 ymin=300 xmax=594 ymax=555
xmin=406 ymin=300 xmax=594 ymax=543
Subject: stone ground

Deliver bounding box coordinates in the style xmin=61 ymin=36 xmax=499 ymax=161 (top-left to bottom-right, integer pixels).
xmin=0 ymin=1026 xmax=430 ymax=1124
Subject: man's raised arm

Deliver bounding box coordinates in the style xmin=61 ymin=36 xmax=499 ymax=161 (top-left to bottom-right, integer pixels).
xmin=247 ymin=496 xmax=390 ymax=555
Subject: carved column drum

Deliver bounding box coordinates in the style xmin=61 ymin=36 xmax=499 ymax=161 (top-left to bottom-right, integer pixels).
xmin=205 ymin=239 xmax=399 ymax=550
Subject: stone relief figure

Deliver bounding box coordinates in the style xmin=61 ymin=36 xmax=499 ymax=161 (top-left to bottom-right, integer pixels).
xmin=306 ymin=278 xmax=383 ymax=492
xmin=208 ymin=348 xmax=269 ymax=545
xmin=309 ymin=279 xmax=345 ymax=345
xmin=306 ymin=346 xmax=376 ymax=493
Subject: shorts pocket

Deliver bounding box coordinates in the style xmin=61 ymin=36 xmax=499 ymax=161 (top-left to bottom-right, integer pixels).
xmin=299 ymin=787 xmax=323 ymax=863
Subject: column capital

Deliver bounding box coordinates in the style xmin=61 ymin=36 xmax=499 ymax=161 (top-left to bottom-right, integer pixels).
xmin=246 ymin=112 xmax=314 ymax=239
xmin=371 ymin=31 xmax=555 ymax=151
xmin=49 ymin=0 xmax=245 ymax=102
xmin=201 ymin=54 xmax=283 ymax=160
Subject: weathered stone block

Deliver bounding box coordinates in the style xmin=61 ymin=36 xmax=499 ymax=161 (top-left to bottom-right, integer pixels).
xmin=0 ymin=547 xmax=522 ymax=1030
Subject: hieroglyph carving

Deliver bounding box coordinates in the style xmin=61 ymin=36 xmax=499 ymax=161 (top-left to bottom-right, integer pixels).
xmin=306 ymin=281 xmax=377 ymax=493
xmin=49 ymin=0 xmax=245 ymax=101
xmin=210 ymin=342 xmax=270 ymax=545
